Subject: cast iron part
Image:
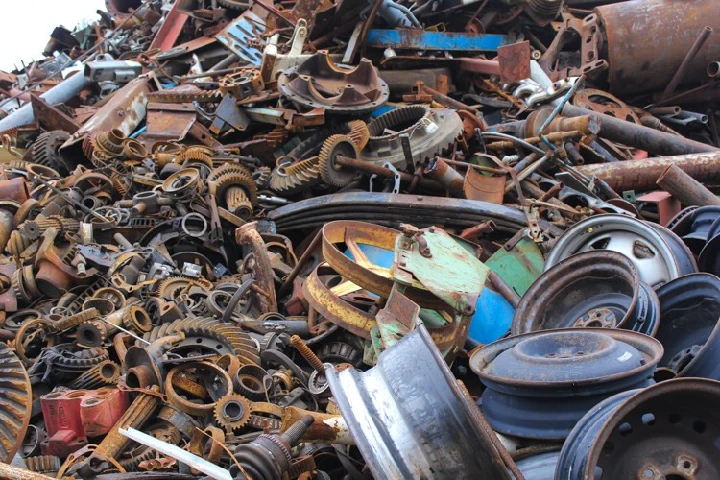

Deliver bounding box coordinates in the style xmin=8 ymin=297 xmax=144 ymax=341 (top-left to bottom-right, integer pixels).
xmin=359 ymin=106 xmax=464 ymax=170
xmin=556 ymin=378 xmax=720 ymax=480
xmin=512 ymin=251 xmax=657 ymax=335
xmin=326 ymin=322 xmax=519 ymax=480
xmin=544 ymin=214 xmax=697 ymax=288
xmin=469 ymin=328 xmax=663 ymax=440
xmin=654 ymin=273 xmax=720 ymax=379
xmin=277 ymin=52 xmax=389 ymax=114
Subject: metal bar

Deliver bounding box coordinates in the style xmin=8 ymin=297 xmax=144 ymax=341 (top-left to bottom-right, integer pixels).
xmin=656 ymin=163 xmax=720 ymax=206
xmin=366 ymin=29 xmax=511 ymax=51
xmin=661 ymin=26 xmax=713 ymax=101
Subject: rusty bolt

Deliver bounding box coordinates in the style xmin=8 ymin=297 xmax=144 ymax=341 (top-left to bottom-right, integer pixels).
xmin=290 ymin=335 xmax=324 ymax=373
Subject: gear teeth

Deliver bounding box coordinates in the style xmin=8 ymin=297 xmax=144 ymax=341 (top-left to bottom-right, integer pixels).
xmin=31 ymin=131 xmax=70 ymax=174
xmin=214 ymin=394 xmax=253 ymax=431
xmin=154 ymin=276 xmax=212 ymax=299
xmin=255 ymin=127 xmax=289 ymax=150
xmin=141 ymin=317 xmax=260 ymax=366
xmin=252 ymin=166 xmax=272 ymax=189
xmin=207 ymin=164 xmax=258 ymax=210
xmin=346 ymin=120 xmax=371 ymax=149
xmin=25 ymin=455 xmax=61 ymax=474
xmin=270 ymin=156 xmax=322 ymax=194
xmin=0 ymin=342 xmax=32 ymax=463
xmin=178 ymin=147 xmax=214 ymax=169
xmin=149 ymin=86 xmax=222 ymax=103
xmin=69 ymin=360 xmax=121 ymax=389
xmin=318 ymin=134 xmax=360 ymax=188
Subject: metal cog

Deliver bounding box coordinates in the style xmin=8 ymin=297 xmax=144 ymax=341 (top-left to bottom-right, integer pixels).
xmin=252 ymin=166 xmax=272 ymax=189
xmin=270 ymin=156 xmax=322 ymax=194
xmin=208 ymin=164 xmax=258 ymax=203
xmin=155 ymin=276 xmax=212 ymax=299
xmin=0 ymin=342 xmax=32 ymax=463
xmin=141 ymin=317 xmax=260 ymax=366
xmin=346 ymin=120 xmax=370 ymax=149
xmin=214 ymin=394 xmax=253 ymax=431
xmin=31 ymin=131 xmax=70 ymax=174
xmin=149 ymin=85 xmax=222 ymax=104
xmin=178 ymin=147 xmax=214 ymax=169
xmin=318 ymin=134 xmax=360 ymax=188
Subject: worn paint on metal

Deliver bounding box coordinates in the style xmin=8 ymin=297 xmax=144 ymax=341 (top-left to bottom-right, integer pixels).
xmin=485 ymin=236 xmax=543 ymax=297
xmin=366 ymin=29 xmax=512 ymax=52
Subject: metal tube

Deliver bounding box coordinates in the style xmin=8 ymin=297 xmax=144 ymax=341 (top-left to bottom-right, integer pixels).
xmin=656 ymin=163 xmax=720 ymax=206
xmin=576 ymin=151 xmax=720 ymax=191
xmin=0 ymin=72 xmax=91 ymax=132
xmin=562 ymin=104 xmax=719 ymax=156
xmin=661 ymin=26 xmax=713 ymax=101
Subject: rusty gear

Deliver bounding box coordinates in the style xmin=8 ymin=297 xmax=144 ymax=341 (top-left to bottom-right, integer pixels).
xmin=318 ymin=134 xmax=360 ymax=188
xmin=0 ymin=342 xmax=32 ymax=463
xmin=219 ymin=69 xmax=263 ymax=99
xmin=270 ymin=156 xmax=322 ymax=194
xmin=148 ymin=85 xmax=222 ymax=104
xmin=142 ymin=317 xmax=260 ymax=366
xmin=68 ymin=360 xmax=121 ymax=389
xmin=346 ymin=120 xmax=371 ymax=149
xmin=155 ymin=276 xmax=212 ymax=299
xmin=214 ymin=394 xmax=253 ymax=431
xmin=30 ymin=131 xmax=70 ymax=174
xmin=24 ymin=455 xmax=61 ymax=474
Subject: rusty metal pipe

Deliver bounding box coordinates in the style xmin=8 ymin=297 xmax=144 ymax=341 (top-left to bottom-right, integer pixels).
xmin=423 ymin=158 xmax=465 ymax=197
xmin=0 ymin=178 xmax=29 ymax=203
xmin=459 ymin=59 xmax=500 ymax=76
xmin=0 ymin=463 xmax=54 ymax=480
xmin=661 ymin=26 xmax=714 ymax=101
xmin=577 ymin=151 xmax=720 ymax=191
xmin=0 ymin=209 xmax=13 ymax=253
xmin=563 ymin=104 xmax=719 ymax=156
xmin=334 ymin=155 xmax=445 ymax=191
xmin=708 ymin=61 xmax=720 ymax=78
xmin=656 ymin=163 xmax=720 ymax=206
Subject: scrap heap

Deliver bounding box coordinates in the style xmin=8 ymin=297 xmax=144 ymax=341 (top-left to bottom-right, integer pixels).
xmin=1 ymin=0 xmax=720 ymax=478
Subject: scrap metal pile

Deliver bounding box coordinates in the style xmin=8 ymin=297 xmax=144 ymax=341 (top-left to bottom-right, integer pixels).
xmin=2 ymin=0 xmax=720 ymax=478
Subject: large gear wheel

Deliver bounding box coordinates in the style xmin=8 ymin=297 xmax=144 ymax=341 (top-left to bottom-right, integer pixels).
xmin=141 ymin=317 xmax=260 ymax=366
xmin=318 ymin=134 xmax=360 ymax=188
xmin=31 ymin=131 xmax=70 ymax=175
xmin=214 ymin=394 xmax=253 ymax=431
xmin=0 ymin=342 xmax=32 ymax=463
xmin=148 ymin=85 xmax=222 ymax=104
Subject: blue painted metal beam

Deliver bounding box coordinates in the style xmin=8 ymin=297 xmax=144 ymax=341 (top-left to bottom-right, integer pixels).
xmin=366 ymin=29 xmax=512 ymax=52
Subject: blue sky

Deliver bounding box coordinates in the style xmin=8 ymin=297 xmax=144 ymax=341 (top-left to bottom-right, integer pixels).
xmin=0 ymin=0 xmax=106 ymax=71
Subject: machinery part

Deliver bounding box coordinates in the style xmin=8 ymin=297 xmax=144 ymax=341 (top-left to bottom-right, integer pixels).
xmin=345 ymin=119 xmax=370 ymax=150
xmin=234 ymin=364 xmax=272 ymax=401
xmin=270 ymin=155 xmax=322 ymax=194
xmin=327 ymin=322 xmax=518 ymax=479
xmin=155 ymin=276 xmax=212 ymax=300
xmin=214 ymin=394 xmax=252 ymax=431
xmin=654 ymin=273 xmax=720 ymax=379
xmin=544 ymin=214 xmax=697 ymax=288
xmin=24 ymin=455 xmax=61 ymax=475
xmin=318 ymin=134 xmax=360 ymax=188
xmin=572 ymin=88 xmax=639 ymax=124
xmin=142 ymin=317 xmax=260 ymax=366
xmin=469 ymin=328 xmax=662 ymax=440
xmin=216 ymin=0 xmax=250 ymax=10
xmin=95 ymin=129 xmax=126 ymax=155
xmin=161 ymin=168 xmax=201 ymax=199
xmin=291 ymin=334 xmax=324 ymax=373
xmin=512 ymin=251 xmax=659 ymax=335
xmin=278 ymin=52 xmax=389 ymax=114
xmin=207 ymin=164 xmax=257 ymax=219
xmin=359 ymin=106 xmax=463 ymax=170
xmin=165 ymin=362 xmax=232 ymax=417
xmin=219 ymin=69 xmax=263 ymax=99
xmin=235 ymin=222 xmax=278 ymax=314
xmin=30 ymin=131 xmax=70 ymax=175
xmin=229 ymin=416 xmax=314 ymax=480
xmin=65 ymin=392 xmax=160 ymax=477
xmin=14 ymin=318 xmax=56 ymax=367
xmin=679 ymin=206 xmax=720 ymax=254
xmin=0 ymin=342 xmax=32 ymax=463
xmin=69 ymin=360 xmax=121 ymax=389
xmin=556 ymin=378 xmax=720 ymax=479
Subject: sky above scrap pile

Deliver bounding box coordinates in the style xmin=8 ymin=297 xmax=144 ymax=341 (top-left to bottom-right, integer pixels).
xmin=0 ymin=0 xmax=106 ymax=71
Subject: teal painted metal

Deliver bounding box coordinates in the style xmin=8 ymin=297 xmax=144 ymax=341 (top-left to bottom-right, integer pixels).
xmin=486 ymin=237 xmax=544 ymax=297
xmin=366 ymin=29 xmax=512 ymax=52
xmin=394 ymin=226 xmax=490 ymax=316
